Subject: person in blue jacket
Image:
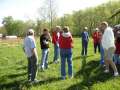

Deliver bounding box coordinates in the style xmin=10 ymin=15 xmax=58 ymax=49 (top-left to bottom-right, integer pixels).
xmin=81 ymin=27 xmax=89 ymax=56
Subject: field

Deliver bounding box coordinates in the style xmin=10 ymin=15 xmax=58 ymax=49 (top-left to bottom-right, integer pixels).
xmin=0 ymin=38 xmax=120 ymax=90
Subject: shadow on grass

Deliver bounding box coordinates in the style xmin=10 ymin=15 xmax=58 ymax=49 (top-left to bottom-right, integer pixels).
xmin=73 ymin=55 xmax=94 ymax=61
xmin=0 ymin=67 xmax=60 ymax=90
xmin=67 ymin=56 xmax=114 ymax=90
xmin=16 ymin=66 xmax=27 ymax=70
xmin=0 ymin=70 xmax=27 ymax=90
xmin=0 ymin=79 xmax=25 ymax=90
xmin=16 ymin=77 xmax=61 ymax=90
xmin=7 ymin=72 xmax=27 ymax=79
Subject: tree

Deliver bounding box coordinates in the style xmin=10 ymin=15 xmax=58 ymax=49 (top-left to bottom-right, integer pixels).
xmin=2 ymin=16 xmax=14 ymax=35
xmin=38 ymin=0 xmax=58 ymax=29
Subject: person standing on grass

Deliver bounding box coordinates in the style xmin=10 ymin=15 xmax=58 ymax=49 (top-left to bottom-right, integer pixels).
xmin=113 ymin=25 xmax=120 ymax=64
xmin=92 ymin=28 xmax=101 ymax=54
xmin=40 ymin=28 xmax=52 ymax=71
xmin=59 ymin=26 xmax=73 ymax=80
xmin=23 ymin=29 xmax=38 ymax=83
xmin=81 ymin=27 xmax=89 ymax=56
xmin=99 ymin=31 xmax=105 ymax=65
xmin=100 ymin=21 xmax=119 ymax=76
xmin=52 ymin=26 xmax=61 ymax=64
xmin=114 ymin=31 xmax=120 ymax=64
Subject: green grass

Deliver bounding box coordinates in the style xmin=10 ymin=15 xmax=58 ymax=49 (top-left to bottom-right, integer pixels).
xmin=0 ymin=38 xmax=120 ymax=90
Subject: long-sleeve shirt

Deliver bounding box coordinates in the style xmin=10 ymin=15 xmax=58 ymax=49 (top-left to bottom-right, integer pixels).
xmin=40 ymin=34 xmax=50 ymax=49
xmin=101 ymin=27 xmax=115 ymax=50
xmin=92 ymin=31 xmax=101 ymax=44
xmin=81 ymin=31 xmax=89 ymax=42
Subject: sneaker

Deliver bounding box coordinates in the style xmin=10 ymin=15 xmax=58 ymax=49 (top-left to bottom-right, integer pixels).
xmin=54 ymin=60 xmax=59 ymax=64
xmin=31 ymin=79 xmax=40 ymax=84
xmin=61 ymin=76 xmax=66 ymax=80
xmin=45 ymin=65 xmax=49 ymax=69
xmin=39 ymin=66 xmax=44 ymax=71
xmin=114 ymin=72 xmax=119 ymax=77
xmin=69 ymin=76 xmax=74 ymax=79
xmin=104 ymin=69 xmax=109 ymax=73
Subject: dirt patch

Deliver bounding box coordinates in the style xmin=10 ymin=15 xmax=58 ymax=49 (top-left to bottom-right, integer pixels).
xmin=0 ymin=38 xmax=23 ymax=47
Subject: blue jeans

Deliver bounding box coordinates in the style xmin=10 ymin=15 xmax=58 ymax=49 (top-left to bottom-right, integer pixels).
xmin=60 ymin=48 xmax=73 ymax=77
xmin=114 ymin=54 xmax=120 ymax=64
xmin=81 ymin=40 xmax=88 ymax=56
xmin=53 ymin=44 xmax=60 ymax=62
xmin=100 ymin=45 xmax=104 ymax=64
xmin=41 ymin=49 xmax=49 ymax=69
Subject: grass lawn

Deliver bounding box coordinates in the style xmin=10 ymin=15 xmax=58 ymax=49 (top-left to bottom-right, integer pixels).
xmin=0 ymin=38 xmax=120 ymax=90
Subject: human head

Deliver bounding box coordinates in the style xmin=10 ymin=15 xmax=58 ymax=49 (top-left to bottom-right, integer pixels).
xmin=84 ymin=27 xmax=88 ymax=31
xmin=99 ymin=21 xmax=108 ymax=33
xmin=95 ymin=28 xmax=99 ymax=32
xmin=63 ymin=26 xmax=70 ymax=33
xmin=43 ymin=28 xmax=49 ymax=34
xmin=55 ymin=26 xmax=61 ymax=32
xmin=27 ymin=29 xmax=34 ymax=36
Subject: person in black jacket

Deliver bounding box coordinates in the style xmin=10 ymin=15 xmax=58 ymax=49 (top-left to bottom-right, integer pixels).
xmin=40 ymin=28 xmax=51 ymax=71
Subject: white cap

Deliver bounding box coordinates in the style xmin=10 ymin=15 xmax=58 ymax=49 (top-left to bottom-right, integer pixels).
xmin=28 ymin=29 xmax=34 ymax=33
xmin=84 ymin=27 xmax=88 ymax=30
xmin=27 ymin=29 xmax=34 ymax=35
xmin=95 ymin=28 xmax=99 ymax=31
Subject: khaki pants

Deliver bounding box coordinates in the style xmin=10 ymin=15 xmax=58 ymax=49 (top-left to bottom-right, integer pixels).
xmin=104 ymin=47 xmax=115 ymax=60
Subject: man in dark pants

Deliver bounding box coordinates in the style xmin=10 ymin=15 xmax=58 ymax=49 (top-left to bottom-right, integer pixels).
xmin=81 ymin=27 xmax=89 ymax=56
xmin=23 ymin=29 xmax=38 ymax=83
xmin=92 ymin=28 xmax=101 ymax=54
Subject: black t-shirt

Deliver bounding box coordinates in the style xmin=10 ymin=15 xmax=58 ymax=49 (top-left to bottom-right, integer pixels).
xmin=40 ymin=34 xmax=49 ymax=49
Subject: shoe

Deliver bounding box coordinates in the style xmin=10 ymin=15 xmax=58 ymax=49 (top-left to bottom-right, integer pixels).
xmin=54 ymin=60 xmax=59 ymax=64
xmin=114 ymin=72 xmax=119 ymax=77
xmin=69 ymin=76 xmax=73 ymax=79
xmin=31 ymin=79 xmax=40 ymax=84
xmin=61 ymin=76 xmax=66 ymax=80
xmin=39 ymin=66 xmax=44 ymax=71
xmin=45 ymin=65 xmax=49 ymax=69
xmin=104 ymin=69 xmax=109 ymax=73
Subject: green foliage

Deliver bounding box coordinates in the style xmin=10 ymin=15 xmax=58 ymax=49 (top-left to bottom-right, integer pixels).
xmin=56 ymin=1 xmax=120 ymax=36
xmin=1 ymin=1 xmax=120 ymax=37
xmin=2 ymin=16 xmax=36 ymax=36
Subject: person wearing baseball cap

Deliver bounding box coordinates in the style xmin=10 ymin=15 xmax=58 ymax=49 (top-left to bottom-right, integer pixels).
xmin=23 ymin=29 xmax=39 ymax=83
xmin=92 ymin=28 xmax=101 ymax=54
xmin=99 ymin=21 xmax=119 ymax=76
xmin=81 ymin=27 xmax=89 ymax=56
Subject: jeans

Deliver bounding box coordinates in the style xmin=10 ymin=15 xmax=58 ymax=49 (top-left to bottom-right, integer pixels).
xmin=41 ymin=49 xmax=49 ymax=69
xmin=100 ymin=45 xmax=104 ymax=64
xmin=94 ymin=42 xmax=100 ymax=53
xmin=53 ymin=44 xmax=60 ymax=62
xmin=81 ymin=40 xmax=88 ymax=56
xmin=28 ymin=55 xmax=38 ymax=81
xmin=60 ymin=48 xmax=73 ymax=77
xmin=114 ymin=54 xmax=120 ymax=64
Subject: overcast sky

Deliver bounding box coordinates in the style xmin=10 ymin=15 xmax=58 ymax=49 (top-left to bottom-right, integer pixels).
xmin=0 ymin=0 xmax=111 ymax=26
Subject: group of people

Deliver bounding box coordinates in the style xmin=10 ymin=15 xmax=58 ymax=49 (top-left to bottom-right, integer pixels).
xmin=23 ymin=21 xmax=120 ymax=83
xmin=81 ymin=21 xmax=120 ymax=77
xmin=23 ymin=26 xmax=73 ymax=83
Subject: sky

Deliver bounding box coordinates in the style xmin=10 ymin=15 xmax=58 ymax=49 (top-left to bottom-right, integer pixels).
xmin=0 ymin=0 xmax=111 ymax=26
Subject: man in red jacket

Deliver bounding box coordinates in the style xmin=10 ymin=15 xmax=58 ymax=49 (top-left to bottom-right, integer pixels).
xmin=92 ymin=28 xmax=101 ymax=54
xmin=52 ymin=26 xmax=61 ymax=63
xmin=59 ymin=26 xmax=73 ymax=80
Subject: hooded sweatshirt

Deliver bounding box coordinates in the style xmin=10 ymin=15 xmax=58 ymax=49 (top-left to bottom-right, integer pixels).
xmin=59 ymin=32 xmax=73 ymax=49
